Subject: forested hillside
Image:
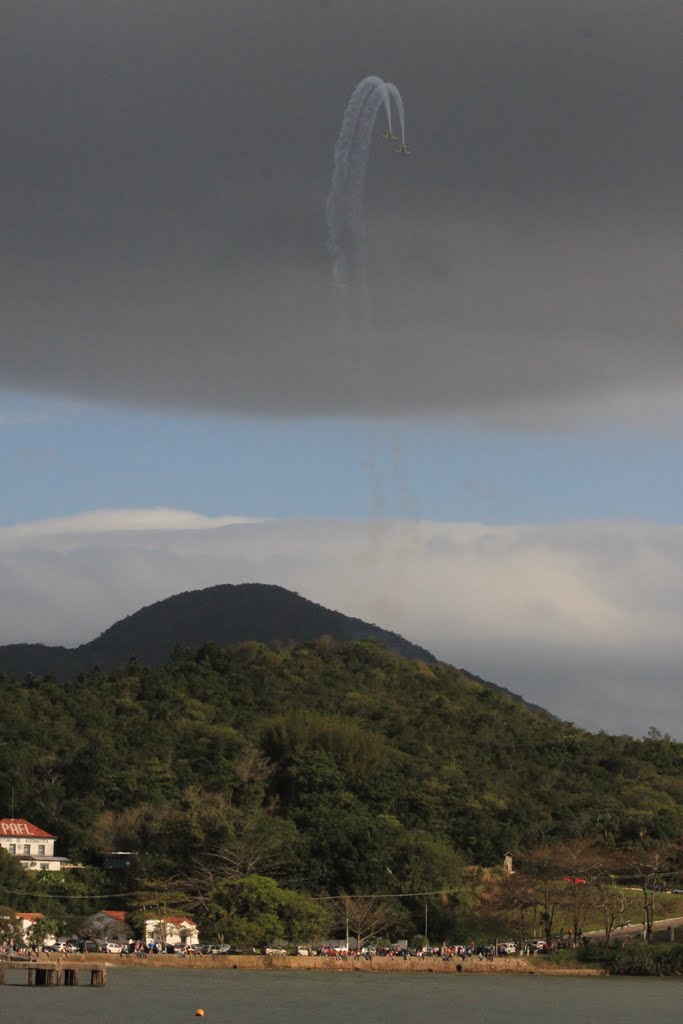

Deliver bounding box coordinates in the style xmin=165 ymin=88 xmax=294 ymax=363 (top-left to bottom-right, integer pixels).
xmin=2 ymin=639 xmax=680 ymax=883
xmin=0 ymin=639 xmax=681 ymax=947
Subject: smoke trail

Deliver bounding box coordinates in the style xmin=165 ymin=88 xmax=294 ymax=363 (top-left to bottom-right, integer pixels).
xmin=384 ymin=82 xmax=406 ymax=145
xmin=326 ymin=77 xmax=409 ymax=565
xmin=326 ymin=76 xmax=405 ymax=295
xmin=325 ymin=76 xmax=384 ymax=291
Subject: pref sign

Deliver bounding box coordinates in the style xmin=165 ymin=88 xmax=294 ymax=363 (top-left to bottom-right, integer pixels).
xmin=1 ymin=822 xmax=31 ymax=836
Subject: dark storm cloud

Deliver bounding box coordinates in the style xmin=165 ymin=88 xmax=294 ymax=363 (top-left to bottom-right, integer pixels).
xmin=2 ymin=1 xmax=680 ymax=420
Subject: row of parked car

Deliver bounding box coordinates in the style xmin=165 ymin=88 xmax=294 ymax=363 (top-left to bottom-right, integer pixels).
xmin=45 ymin=942 xmax=283 ymax=956
xmin=44 ymin=940 xmax=123 ymax=954
xmin=45 ymin=941 xmax=234 ymax=955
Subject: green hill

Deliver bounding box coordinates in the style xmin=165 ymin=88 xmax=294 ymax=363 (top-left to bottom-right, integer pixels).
xmin=1 ymin=638 xmax=680 ymax=897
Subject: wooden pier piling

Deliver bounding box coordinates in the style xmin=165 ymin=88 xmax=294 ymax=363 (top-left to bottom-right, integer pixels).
xmin=0 ymin=959 xmax=107 ymax=987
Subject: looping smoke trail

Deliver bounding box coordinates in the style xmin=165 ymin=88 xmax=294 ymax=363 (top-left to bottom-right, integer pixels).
xmin=326 ymin=76 xmax=415 ymax=579
xmin=326 ymin=75 xmax=405 ymax=295
xmin=325 ymin=76 xmax=384 ymax=291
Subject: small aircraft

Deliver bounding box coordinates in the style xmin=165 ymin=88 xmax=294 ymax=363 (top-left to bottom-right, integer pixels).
xmin=383 ymin=128 xmax=398 ymax=142
xmin=395 ymin=143 xmax=411 ymax=155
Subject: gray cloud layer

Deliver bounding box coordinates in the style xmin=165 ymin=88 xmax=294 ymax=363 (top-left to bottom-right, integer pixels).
xmin=2 ymin=1 xmax=681 ymax=422
xmin=1 ymin=507 xmax=682 ymax=739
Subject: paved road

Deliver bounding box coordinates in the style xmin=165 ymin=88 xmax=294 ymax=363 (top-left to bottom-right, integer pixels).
xmin=584 ymin=916 xmax=683 ymax=939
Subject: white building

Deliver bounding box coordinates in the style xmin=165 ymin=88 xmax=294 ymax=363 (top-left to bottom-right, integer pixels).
xmin=144 ymin=916 xmax=199 ymax=946
xmin=17 ymin=912 xmax=55 ymax=945
xmin=0 ymin=818 xmax=71 ymax=871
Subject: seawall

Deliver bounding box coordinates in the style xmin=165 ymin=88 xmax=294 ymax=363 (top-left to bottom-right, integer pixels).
xmin=45 ymin=952 xmax=601 ymax=976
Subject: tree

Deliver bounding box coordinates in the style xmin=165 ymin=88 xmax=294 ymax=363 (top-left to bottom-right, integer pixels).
xmin=129 ymin=878 xmax=189 ymax=947
xmin=518 ymin=876 xmax=566 ymax=945
xmin=593 ymin=883 xmax=639 ymax=948
xmin=522 ymin=846 xmax=572 ymax=944
xmin=181 ymin=814 xmax=300 ymax=939
xmin=27 ymin=914 xmax=59 ymax=947
xmin=554 ymin=840 xmax=606 ymax=945
xmin=224 ymin=874 xmax=329 ymax=948
xmin=620 ymin=843 xmax=680 ymax=944
xmin=336 ymin=892 xmax=404 ymax=951
xmin=0 ymin=906 xmax=20 ymax=944
xmin=519 ymin=840 xmax=619 ymax=946
xmin=197 ymin=814 xmax=297 ymax=883
xmin=559 ymin=878 xmax=596 ymax=946
xmin=485 ymin=874 xmax=538 ymax=950
xmin=0 ymin=847 xmax=30 ymax=899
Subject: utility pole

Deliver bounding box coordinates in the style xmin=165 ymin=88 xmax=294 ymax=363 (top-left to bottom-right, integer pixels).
xmin=424 ymin=901 xmax=428 ymax=945
xmin=346 ymin=912 xmax=349 ymax=952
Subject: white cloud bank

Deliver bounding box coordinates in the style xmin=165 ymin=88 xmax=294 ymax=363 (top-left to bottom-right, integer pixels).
xmin=1 ymin=508 xmax=682 ymax=739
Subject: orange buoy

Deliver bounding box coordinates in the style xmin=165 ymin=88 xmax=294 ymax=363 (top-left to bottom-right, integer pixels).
xmin=195 ymin=1011 xmax=205 ymax=1018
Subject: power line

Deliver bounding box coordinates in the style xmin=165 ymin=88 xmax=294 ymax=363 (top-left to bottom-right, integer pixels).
xmin=0 ymin=885 xmax=138 ymax=900
xmin=313 ymin=888 xmax=461 ymax=901
xmin=0 ymin=884 xmax=460 ymax=903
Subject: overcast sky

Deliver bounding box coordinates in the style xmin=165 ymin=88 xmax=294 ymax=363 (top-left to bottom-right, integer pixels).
xmin=1 ymin=2 xmax=682 ymax=737
xmin=2 ymin=509 xmax=683 ymax=738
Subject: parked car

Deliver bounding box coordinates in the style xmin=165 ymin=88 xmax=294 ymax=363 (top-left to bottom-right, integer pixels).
xmin=77 ymin=940 xmax=102 ymax=954
xmin=51 ymin=940 xmax=79 ymax=953
xmin=208 ymin=944 xmax=232 ymax=955
xmin=499 ymin=942 xmax=517 ymax=955
xmin=103 ymin=941 xmax=122 ymax=953
xmin=262 ymin=946 xmax=287 ymax=956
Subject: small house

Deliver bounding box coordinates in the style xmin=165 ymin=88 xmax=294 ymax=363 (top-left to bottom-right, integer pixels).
xmin=144 ymin=916 xmax=198 ymax=947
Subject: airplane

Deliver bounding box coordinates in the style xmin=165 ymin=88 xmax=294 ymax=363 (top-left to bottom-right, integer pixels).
xmin=395 ymin=143 xmax=411 ymax=155
xmin=383 ymin=128 xmax=398 ymax=142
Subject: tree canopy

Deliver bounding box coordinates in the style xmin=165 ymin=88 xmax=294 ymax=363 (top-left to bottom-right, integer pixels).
xmin=0 ymin=639 xmax=681 ymax=941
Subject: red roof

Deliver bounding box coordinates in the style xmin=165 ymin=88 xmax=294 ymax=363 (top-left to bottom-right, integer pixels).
xmin=99 ymin=910 xmax=128 ymax=922
xmin=0 ymin=818 xmax=56 ymax=839
xmin=164 ymin=916 xmax=196 ymax=927
xmin=17 ymin=913 xmax=44 ymax=921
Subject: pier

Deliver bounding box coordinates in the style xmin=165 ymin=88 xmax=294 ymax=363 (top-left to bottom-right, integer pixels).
xmin=0 ymin=959 xmax=107 ymax=986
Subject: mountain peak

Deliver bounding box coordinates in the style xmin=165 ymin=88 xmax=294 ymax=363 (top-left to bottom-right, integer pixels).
xmin=0 ymin=583 xmax=435 ymax=679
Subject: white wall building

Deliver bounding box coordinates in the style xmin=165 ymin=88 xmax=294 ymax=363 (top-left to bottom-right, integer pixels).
xmin=17 ymin=912 xmax=55 ymax=945
xmin=144 ymin=916 xmax=199 ymax=946
xmin=0 ymin=818 xmax=71 ymax=871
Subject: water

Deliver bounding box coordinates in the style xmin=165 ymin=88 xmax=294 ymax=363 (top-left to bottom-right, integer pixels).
xmin=1 ymin=968 xmax=682 ymax=1024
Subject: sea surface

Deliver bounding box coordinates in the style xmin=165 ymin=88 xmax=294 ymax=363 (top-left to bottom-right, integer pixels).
xmin=1 ymin=967 xmax=682 ymax=1024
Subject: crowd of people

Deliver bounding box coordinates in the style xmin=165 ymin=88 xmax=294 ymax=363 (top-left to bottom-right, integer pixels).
xmin=0 ymin=938 xmax=572 ymax=962
xmin=316 ymin=944 xmax=517 ymax=961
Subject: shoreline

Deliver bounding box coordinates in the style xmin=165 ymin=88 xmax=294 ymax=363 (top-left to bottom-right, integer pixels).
xmin=42 ymin=952 xmax=603 ymax=976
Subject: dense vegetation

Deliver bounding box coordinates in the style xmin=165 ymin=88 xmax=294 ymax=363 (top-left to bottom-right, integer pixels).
xmin=578 ymin=942 xmax=683 ymax=976
xmin=0 ymin=639 xmax=681 ymax=942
